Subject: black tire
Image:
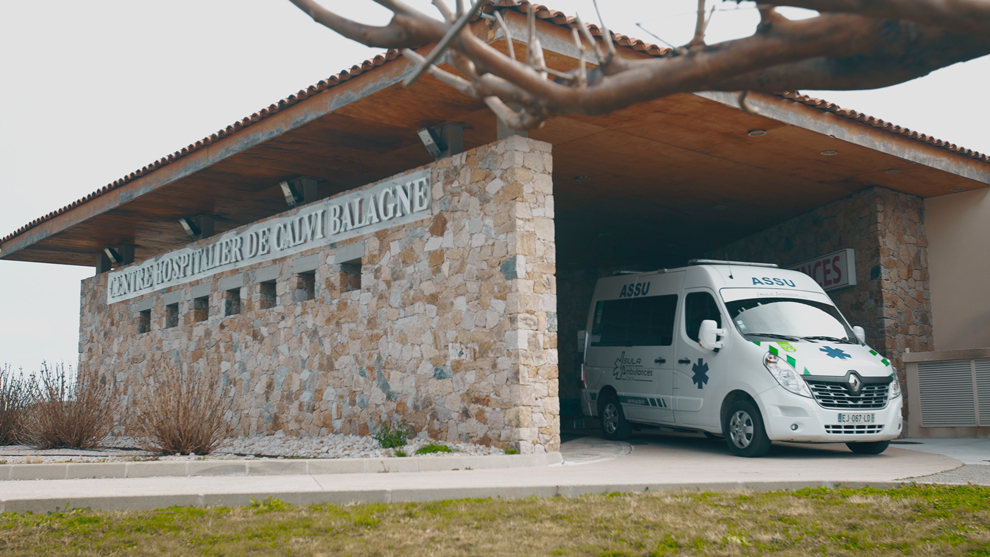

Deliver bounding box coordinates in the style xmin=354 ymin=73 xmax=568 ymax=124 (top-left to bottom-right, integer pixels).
xmin=846 ymin=440 xmax=890 ymax=455
xmin=600 ymin=394 xmax=631 ymax=441
xmin=722 ymin=399 xmax=772 ymax=457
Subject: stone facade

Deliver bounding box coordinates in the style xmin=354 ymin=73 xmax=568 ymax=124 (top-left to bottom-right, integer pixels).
xmin=707 ymin=186 xmax=933 ymax=421
xmin=78 ymin=136 xmax=560 ymax=453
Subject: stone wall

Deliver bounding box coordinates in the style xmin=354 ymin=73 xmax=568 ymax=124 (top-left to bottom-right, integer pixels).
xmin=707 ymin=186 xmax=933 ymax=421
xmin=78 ymin=136 xmax=560 ymax=453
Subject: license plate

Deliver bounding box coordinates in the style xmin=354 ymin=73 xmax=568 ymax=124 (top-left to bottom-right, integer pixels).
xmin=838 ymin=413 xmax=875 ymax=424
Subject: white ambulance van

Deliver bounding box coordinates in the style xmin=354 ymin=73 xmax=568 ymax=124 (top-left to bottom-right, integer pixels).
xmin=579 ymin=260 xmax=903 ymax=457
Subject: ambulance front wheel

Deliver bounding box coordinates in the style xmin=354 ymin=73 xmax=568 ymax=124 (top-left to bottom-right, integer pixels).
xmin=723 ymin=399 xmax=772 ymax=457
xmin=846 ymin=440 xmax=890 ymax=455
xmin=600 ymin=394 xmax=631 ymax=441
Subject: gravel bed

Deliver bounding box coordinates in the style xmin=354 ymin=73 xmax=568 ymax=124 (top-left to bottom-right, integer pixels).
xmin=0 ymin=432 xmax=506 ymax=464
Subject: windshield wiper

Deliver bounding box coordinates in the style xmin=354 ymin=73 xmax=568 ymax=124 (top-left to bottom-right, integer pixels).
xmin=800 ymin=335 xmax=857 ymax=344
xmin=746 ymin=332 xmax=803 ymax=342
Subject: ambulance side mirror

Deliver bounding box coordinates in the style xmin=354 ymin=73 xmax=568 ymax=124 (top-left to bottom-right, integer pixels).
xmin=698 ymin=320 xmax=724 ymax=352
xmin=577 ymin=330 xmax=586 ymax=348
xmin=853 ymin=326 xmax=866 ymax=344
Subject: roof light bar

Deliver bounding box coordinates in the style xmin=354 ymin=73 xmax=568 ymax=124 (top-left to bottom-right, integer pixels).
xmin=689 ymin=259 xmax=779 ymax=268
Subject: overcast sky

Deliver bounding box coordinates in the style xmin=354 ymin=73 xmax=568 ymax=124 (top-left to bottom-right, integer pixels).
xmin=1 ymin=1 xmax=988 ymax=374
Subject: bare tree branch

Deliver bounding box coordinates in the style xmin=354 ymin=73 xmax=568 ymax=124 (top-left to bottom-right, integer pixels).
xmin=453 ymin=12 xmax=988 ymax=118
xmin=288 ymin=0 xmax=990 ymax=130
xmin=492 ymin=10 xmax=516 ymax=61
xmin=574 ymin=14 xmax=606 ymax=66
xmin=405 ymin=0 xmax=488 ymax=85
xmin=593 ymin=0 xmax=619 ymax=61
xmin=571 ymin=28 xmax=588 ymax=87
xmin=403 ymin=48 xmax=476 ymax=94
xmin=766 ymin=0 xmax=990 ymax=37
xmin=432 ymin=0 xmax=455 ymax=23
xmin=287 ymin=0 xmax=445 ymax=48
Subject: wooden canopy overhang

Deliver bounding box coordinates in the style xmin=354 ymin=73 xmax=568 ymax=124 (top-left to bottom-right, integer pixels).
xmin=3 ymin=9 xmax=989 ymax=269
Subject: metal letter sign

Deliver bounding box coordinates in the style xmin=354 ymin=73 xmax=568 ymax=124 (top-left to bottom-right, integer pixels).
xmin=788 ymin=248 xmax=857 ymax=292
xmin=107 ymin=170 xmax=431 ymax=304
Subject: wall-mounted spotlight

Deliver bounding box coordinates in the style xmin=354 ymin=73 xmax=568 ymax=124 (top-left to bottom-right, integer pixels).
xmin=280 ymin=180 xmax=301 ymax=207
xmin=103 ymin=247 xmax=122 ymax=265
xmin=417 ymin=127 xmax=446 ymax=159
xmin=179 ymin=217 xmax=201 ymax=238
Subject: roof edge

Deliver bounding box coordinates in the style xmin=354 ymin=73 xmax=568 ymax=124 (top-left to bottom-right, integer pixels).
xmin=4 ymin=1 xmax=988 ymax=248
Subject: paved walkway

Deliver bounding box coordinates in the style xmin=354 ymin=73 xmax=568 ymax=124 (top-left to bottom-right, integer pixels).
xmin=1 ymin=431 xmax=973 ymax=513
xmin=893 ymin=438 xmax=990 ymax=485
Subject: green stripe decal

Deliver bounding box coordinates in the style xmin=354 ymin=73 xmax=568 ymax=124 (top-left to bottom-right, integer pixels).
xmin=882 ymin=358 xmax=890 ymax=366
xmin=769 ymin=346 xmax=779 ymax=356
xmin=870 ymin=350 xmax=878 ymax=356
xmin=804 ymin=367 xmax=811 ymax=376
xmin=753 ymin=341 xmax=761 ymax=346
xmin=786 ymin=355 xmax=797 ymax=367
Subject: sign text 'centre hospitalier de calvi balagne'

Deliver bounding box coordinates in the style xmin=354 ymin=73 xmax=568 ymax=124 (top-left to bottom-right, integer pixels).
xmin=106 ymin=171 xmax=431 ymax=304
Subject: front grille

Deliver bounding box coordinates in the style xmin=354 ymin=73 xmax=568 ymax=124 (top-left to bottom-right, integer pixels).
xmin=807 ymin=381 xmax=889 ymax=409
xmin=825 ymin=424 xmax=884 ymax=435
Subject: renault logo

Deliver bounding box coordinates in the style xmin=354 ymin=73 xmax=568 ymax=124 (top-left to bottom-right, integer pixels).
xmin=846 ymin=371 xmax=863 ymax=395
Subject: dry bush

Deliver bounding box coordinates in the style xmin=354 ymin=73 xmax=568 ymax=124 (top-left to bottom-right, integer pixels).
xmin=25 ymin=362 xmax=118 ymax=450
xmin=1 ymin=363 xmax=28 ymax=445
xmin=134 ymin=363 xmax=233 ymax=455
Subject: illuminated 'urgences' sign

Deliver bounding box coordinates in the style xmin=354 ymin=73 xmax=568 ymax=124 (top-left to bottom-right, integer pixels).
xmin=106 ymin=170 xmax=431 ymax=304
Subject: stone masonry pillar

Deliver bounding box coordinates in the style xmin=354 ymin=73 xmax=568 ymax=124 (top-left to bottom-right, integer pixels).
xmin=427 ymin=134 xmax=558 ymax=453
xmin=496 ymin=136 xmax=559 ymax=454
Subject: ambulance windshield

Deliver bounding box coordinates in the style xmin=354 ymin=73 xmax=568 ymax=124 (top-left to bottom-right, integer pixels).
xmin=722 ymin=296 xmax=857 ymax=344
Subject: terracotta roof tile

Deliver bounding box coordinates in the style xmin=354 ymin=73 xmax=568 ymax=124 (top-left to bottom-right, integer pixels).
xmin=777 ymin=91 xmax=989 ymax=163
xmin=3 ymin=3 xmax=986 ymax=246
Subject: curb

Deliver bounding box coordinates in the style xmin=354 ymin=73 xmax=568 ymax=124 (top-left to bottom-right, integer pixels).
xmin=0 ymin=480 xmax=908 ymax=514
xmin=0 ymin=452 xmax=564 ymax=482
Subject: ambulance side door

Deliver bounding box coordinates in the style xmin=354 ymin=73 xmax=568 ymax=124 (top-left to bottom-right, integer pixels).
xmin=673 ymin=289 xmax=726 ymax=428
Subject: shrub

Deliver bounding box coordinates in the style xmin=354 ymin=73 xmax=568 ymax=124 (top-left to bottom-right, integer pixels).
xmin=25 ymin=362 xmax=118 ymax=450
xmin=415 ymin=443 xmax=452 ymax=455
xmin=504 ymin=447 xmax=520 ymax=455
xmin=0 ymin=364 xmax=27 ymax=445
xmin=134 ymin=363 xmax=233 ymax=455
xmin=374 ymin=419 xmax=411 ymax=449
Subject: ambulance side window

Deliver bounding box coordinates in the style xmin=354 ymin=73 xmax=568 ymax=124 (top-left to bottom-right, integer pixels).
xmin=685 ymin=292 xmax=722 ymax=342
xmin=592 ymin=295 xmax=678 ymax=347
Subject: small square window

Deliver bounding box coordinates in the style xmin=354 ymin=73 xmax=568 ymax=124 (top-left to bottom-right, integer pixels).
xmin=340 ymin=259 xmax=361 ymax=293
xmin=293 ymin=272 xmax=316 ymax=303
xmin=224 ymin=288 xmax=241 ymax=316
xmin=137 ymin=309 xmax=151 ymax=334
xmin=193 ymin=295 xmax=209 ymax=323
xmin=258 ymin=280 xmax=277 ymax=310
xmin=165 ymin=303 xmax=179 ymax=329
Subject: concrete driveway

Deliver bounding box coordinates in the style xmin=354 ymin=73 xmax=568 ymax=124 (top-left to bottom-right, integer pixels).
xmin=0 ymin=430 xmax=966 ymax=513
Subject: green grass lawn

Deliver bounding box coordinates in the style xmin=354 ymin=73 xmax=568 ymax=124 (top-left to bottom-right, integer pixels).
xmin=2 ymin=485 xmax=989 ymax=556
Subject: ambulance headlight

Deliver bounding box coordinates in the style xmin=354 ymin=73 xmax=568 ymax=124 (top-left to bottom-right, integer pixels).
xmin=763 ymin=353 xmax=812 ymax=398
xmin=889 ymin=370 xmax=902 ymax=398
